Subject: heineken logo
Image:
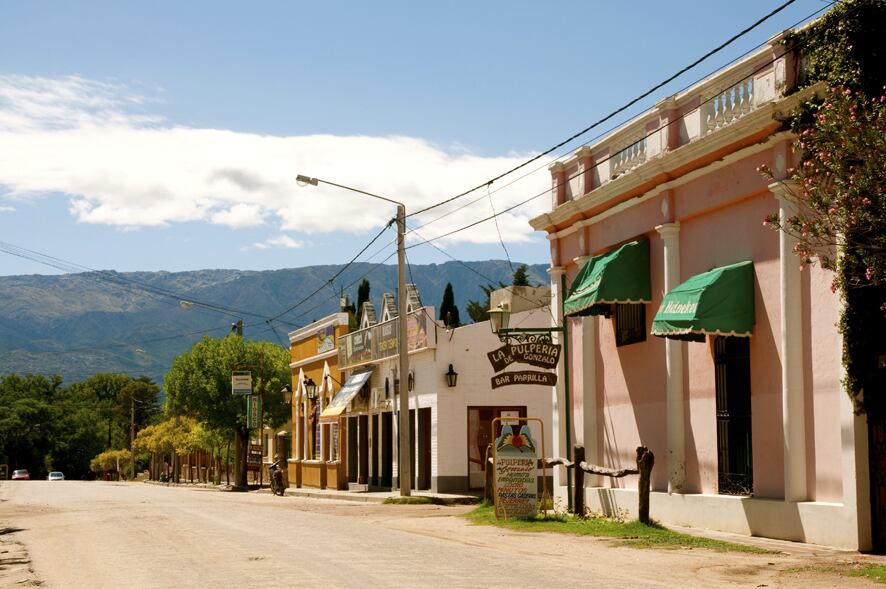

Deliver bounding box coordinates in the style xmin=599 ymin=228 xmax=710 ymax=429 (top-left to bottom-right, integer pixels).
xmin=662 ymin=300 xmax=698 ymax=315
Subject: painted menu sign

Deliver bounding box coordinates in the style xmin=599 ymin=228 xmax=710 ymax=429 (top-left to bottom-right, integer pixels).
xmin=494 ymin=425 xmax=538 ymax=519
xmin=339 ymin=309 xmax=434 ymax=369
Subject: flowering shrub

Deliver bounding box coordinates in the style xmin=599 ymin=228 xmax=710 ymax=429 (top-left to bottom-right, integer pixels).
xmin=760 ymin=85 xmax=885 ymax=295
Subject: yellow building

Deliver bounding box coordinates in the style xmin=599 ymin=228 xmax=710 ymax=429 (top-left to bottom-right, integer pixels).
xmin=288 ymin=311 xmax=350 ymax=489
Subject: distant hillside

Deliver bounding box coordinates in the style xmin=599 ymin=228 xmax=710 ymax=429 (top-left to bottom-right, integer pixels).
xmin=0 ymin=261 xmax=548 ymax=385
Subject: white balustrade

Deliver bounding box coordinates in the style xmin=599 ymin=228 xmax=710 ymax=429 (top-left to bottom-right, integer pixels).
xmin=610 ymin=135 xmax=647 ymax=178
xmin=705 ymin=78 xmax=754 ymax=133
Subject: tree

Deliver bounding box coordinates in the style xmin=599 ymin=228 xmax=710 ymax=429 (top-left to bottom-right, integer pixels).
xmin=512 ymin=265 xmax=532 ymax=287
xmin=438 ymin=282 xmax=461 ymax=327
xmin=763 ymin=0 xmax=886 ymax=412
xmin=466 ymin=283 xmax=504 ymax=323
xmin=90 ymin=448 xmax=132 ymax=479
xmin=355 ymin=279 xmax=371 ymax=327
xmin=163 ymin=335 xmax=290 ymax=487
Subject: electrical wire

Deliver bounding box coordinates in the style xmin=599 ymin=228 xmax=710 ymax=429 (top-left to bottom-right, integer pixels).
xmin=407 ymin=0 xmax=803 ymax=219
xmin=403 ymin=6 xmax=834 ymax=251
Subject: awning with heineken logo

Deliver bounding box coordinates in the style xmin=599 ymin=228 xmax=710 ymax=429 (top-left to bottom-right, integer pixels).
xmin=564 ymin=239 xmax=651 ymax=316
xmin=651 ymin=260 xmax=755 ymax=341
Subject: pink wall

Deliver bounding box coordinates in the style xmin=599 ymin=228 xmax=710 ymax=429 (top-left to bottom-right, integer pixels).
xmin=806 ymin=263 xmax=843 ymax=502
xmin=679 ymin=192 xmax=783 ymax=497
xmin=554 ymin=138 xmax=846 ymax=504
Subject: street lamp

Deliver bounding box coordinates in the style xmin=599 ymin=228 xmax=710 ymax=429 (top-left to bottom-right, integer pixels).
xmin=281 ymin=385 xmax=293 ymax=405
xmin=488 ymin=295 xmax=573 ymax=510
xmin=296 ymin=174 xmax=412 ymax=497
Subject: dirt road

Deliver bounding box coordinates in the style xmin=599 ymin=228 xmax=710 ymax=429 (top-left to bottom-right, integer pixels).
xmin=0 ymin=481 xmax=878 ymax=588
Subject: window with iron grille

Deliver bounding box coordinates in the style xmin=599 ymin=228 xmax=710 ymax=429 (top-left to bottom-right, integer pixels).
xmin=329 ymin=424 xmax=340 ymax=461
xmin=615 ymin=303 xmax=646 ymax=346
xmin=312 ymin=404 xmax=321 ymax=460
xmin=715 ymin=336 xmax=753 ymax=495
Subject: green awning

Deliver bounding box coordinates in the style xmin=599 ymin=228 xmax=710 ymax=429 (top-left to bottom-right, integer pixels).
xmin=651 ymin=261 xmax=755 ymax=341
xmin=564 ymin=240 xmax=651 ymax=316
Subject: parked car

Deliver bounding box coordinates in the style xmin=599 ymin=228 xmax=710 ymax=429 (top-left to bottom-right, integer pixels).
xmin=47 ymin=471 xmax=65 ymax=481
xmin=11 ymin=469 xmax=29 ymax=480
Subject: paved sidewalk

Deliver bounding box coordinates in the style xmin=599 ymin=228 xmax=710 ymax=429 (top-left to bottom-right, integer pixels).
xmin=279 ymin=485 xmax=481 ymax=504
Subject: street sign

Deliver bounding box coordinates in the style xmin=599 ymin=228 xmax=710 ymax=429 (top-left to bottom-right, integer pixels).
xmin=487 ymin=342 xmax=561 ymax=372
xmin=232 ymin=371 xmax=252 ymax=395
xmin=246 ymin=394 xmax=262 ymax=429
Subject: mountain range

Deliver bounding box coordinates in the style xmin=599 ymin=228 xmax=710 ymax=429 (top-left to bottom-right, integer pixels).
xmin=0 ymin=261 xmax=549 ymax=385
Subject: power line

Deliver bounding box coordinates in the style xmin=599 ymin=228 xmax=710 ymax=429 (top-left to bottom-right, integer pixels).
xmin=407 ymin=0 xmax=802 ymax=219
xmin=405 ymin=3 xmax=830 ymax=238
xmin=265 ymin=222 xmax=393 ymax=323
xmin=0 ymin=240 xmax=284 ymax=324
xmin=403 ymin=6 xmax=833 ymax=252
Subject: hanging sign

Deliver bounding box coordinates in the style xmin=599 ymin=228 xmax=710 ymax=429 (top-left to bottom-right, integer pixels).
xmin=491 ymin=370 xmax=558 ymax=389
xmin=487 ymin=342 xmax=561 ymax=372
xmin=246 ymin=394 xmax=262 ymax=429
xmin=232 ymin=371 xmax=253 ymax=396
xmin=494 ymin=424 xmax=538 ymax=519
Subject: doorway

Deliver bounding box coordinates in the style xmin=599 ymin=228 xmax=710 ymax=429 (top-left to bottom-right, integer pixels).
xmin=467 ymin=406 xmax=527 ymax=489
xmin=418 ymin=408 xmax=431 ymax=490
xmin=371 ymin=414 xmax=379 ymax=488
xmin=714 ymin=336 xmax=753 ymax=496
xmin=381 ymin=412 xmax=393 ymax=488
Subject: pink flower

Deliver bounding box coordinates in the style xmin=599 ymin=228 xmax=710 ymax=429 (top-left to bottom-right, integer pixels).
xmin=866 ymin=267 xmax=874 ymax=281
xmin=862 ymin=197 xmax=871 ymax=206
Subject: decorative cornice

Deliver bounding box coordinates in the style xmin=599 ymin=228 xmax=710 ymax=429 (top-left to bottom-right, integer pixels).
xmin=288 ymin=312 xmax=349 ymax=343
xmin=655 ymin=222 xmax=681 ymax=239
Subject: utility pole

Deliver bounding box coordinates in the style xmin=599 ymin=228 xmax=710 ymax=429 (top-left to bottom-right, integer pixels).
xmin=295 ymin=175 xmax=411 ymax=496
xmin=396 ymin=203 xmax=411 ymax=497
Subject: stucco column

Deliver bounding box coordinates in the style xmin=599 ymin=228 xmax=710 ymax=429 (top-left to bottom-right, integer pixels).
xmin=656 ymin=222 xmax=685 ymax=493
xmin=548 ymin=265 xmax=567 ymax=491
xmin=770 ymin=181 xmax=807 ymax=501
xmin=573 ymin=255 xmax=599 ymax=478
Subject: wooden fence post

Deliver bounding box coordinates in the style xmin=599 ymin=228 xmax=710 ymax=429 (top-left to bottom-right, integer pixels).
xmin=484 ymin=444 xmax=495 ymax=504
xmin=636 ymin=446 xmax=655 ymax=524
xmin=573 ymin=444 xmax=585 ymax=517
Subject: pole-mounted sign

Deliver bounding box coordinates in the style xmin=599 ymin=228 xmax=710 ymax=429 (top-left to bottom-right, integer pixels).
xmin=232 ymin=371 xmax=252 ymax=396
xmin=246 ymin=394 xmax=262 ymax=429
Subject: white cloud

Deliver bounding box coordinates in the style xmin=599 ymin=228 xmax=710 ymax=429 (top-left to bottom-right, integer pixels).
xmin=0 ymin=205 xmax=14 ymax=213
xmin=249 ymin=235 xmax=303 ymax=250
xmin=211 ymin=203 xmax=265 ymax=228
xmin=0 ymin=75 xmax=552 ymax=245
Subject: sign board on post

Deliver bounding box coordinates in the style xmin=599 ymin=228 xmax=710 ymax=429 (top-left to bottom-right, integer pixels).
xmin=232 ymin=371 xmax=252 ymax=395
xmin=493 ymin=422 xmax=539 ymax=519
xmin=246 ymin=394 xmax=262 ymax=429
xmin=247 ymin=444 xmax=262 ymax=472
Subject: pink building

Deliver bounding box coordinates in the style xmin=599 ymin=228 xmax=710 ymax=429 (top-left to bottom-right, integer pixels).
xmin=530 ymin=33 xmax=877 ymax=550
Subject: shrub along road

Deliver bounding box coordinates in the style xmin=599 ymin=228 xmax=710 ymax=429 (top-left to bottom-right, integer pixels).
xmin=0 ymin=481 xmax=880 ymax=588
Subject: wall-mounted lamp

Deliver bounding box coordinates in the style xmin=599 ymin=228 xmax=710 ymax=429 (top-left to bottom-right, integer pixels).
xmin=407 ymin=370 xmax=415 ymax=392
xmin=445 ymin=364 xmax=458 ymax=388
xmin=304 ymin=378 xmax=318 ymax=401
xmin=488 ymin=303 xmax=511 ymax=334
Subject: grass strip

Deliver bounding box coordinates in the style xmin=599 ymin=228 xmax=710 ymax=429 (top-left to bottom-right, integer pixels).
xmin=465 ymin=504 xmax=771 ymax=553
xmin=789 ymin=563 xmax=886 ymax=584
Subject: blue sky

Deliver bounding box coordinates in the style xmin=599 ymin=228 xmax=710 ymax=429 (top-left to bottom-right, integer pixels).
xmin=0 ymin=0 xmax=827 ymax=276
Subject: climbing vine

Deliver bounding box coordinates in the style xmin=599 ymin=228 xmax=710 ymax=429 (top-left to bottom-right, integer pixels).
xmin=764 ymin=0 xmax=885 ymax=413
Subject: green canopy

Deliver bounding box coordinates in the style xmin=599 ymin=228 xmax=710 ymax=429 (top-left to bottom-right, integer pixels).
xmin=564 ymin=240 xmax=651 ymax=316
xmin=651 ymin=261 xmax=755 ymax=341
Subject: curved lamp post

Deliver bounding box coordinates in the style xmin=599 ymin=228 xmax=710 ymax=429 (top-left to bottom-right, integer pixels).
xmin=296 ymin=174 xmax=412 ymax=497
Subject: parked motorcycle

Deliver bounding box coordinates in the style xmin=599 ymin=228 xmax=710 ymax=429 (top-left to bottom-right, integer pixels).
xmin=269 ymin=460 xmax=285 ymax=497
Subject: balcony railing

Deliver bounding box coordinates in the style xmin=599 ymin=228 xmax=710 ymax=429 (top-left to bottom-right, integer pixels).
xmin=552 ymin=37 xmax=792 ymax=207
